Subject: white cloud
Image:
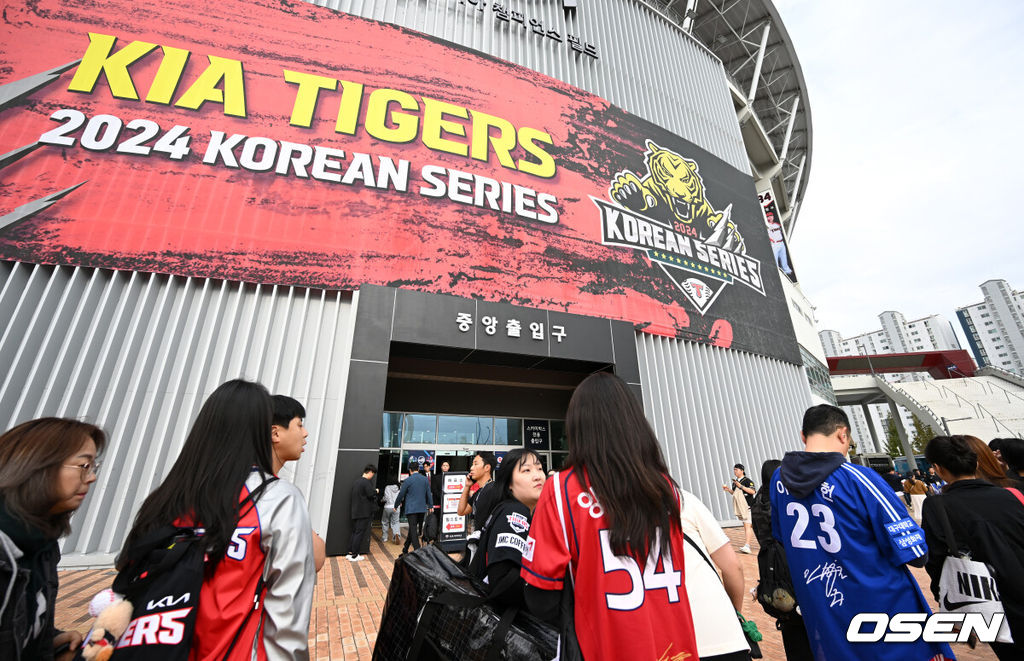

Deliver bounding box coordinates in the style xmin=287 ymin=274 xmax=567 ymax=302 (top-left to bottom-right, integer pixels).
xmin=776 ymin=0 xmax=1024 ymax=345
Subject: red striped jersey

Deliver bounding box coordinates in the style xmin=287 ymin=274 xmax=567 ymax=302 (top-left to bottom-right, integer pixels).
xmin=521 ymin=469 xmax=699 ymax=661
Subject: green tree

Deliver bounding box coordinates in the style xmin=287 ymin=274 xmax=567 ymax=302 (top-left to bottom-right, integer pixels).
xmin=883 ymin=415 xmax=904 ymax=458
xmin=910 ymin=414 xmax=936 ymax=455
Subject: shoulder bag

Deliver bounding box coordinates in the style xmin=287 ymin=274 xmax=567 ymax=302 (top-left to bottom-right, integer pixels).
xmin=930 ymin=494 xmax=1013 ymax=644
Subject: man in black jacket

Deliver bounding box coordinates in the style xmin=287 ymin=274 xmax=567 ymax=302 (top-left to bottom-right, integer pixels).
xmin=347 ymin=464 xmax=377 ymax=562
xmin=882 ymin=467 xmax=904 ymax=495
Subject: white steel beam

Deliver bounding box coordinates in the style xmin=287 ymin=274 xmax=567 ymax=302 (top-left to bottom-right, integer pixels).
xmin=778 ymin=95 xmax=800 ymax=162
xmin=747 ymin=21 xmax=770 ymax=103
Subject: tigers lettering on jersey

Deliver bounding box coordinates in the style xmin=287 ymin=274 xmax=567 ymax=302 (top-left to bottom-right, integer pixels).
xmin=117 ymin=608 xmax=192 ymax=647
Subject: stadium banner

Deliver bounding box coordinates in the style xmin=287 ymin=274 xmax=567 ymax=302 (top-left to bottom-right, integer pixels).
xmin=0 ymin=0 xmax=799 ymax=363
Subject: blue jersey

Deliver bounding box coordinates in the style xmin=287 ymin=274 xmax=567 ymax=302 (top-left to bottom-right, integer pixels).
xmin=770 ymin=461 xmax=953 ymax=661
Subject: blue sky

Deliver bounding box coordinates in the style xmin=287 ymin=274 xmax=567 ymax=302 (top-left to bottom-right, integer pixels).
xmin=776 ymin=0 xmax=1024 ymax=343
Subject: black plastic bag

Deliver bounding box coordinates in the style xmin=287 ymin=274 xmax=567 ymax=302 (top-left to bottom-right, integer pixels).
xmin=421 ymin=511 xmax=439 ymax=543
xmin=373 ymin=545 xmax=558 ymax=661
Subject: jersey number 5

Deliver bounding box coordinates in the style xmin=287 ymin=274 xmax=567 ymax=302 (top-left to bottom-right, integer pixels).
xmin=599 ymin=529 xmax=681 ymax=610
xmin=226 ymin=526 xmax=257 ymax=560
xmin=786 ymin=503 xmax=841 ymax=552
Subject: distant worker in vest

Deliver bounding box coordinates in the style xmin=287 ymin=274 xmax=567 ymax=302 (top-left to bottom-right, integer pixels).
xmin=395 ymin=463 xmax=432 ymax=554
xmin=722 ymin=463 xmax=756 ymax=553
xmin=347 ymin=464 xmax=377 ymax=561
xmin=771 ymin=404 xmax=952 ymax=661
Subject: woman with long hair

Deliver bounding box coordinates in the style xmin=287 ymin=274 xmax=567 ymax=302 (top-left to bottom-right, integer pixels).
xmin=120 ymin=379 xmax=315 ymax=660
xmin=469 ymin=447 xmax=545 ymax=607
xmin=921 ymin=436 xmax=1024 ymax=660
xmin=521 ymin=372 xmax=698 ymax=660
xmin=0 ymin=417 xmax=106 ymax=660
xmin=961 ymin=434 xmax=1017 ymax=488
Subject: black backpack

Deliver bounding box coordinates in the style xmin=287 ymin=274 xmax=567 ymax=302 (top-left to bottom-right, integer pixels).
xmin=104 ymin=525 xmax=206 ymax=660
xmin=754 ymin=537 xmax=800 ymax=621
xmin=102 ymin=478 xmax=276 ymax=660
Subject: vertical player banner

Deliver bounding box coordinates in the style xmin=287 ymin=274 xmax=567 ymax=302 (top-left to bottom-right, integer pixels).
xmin=0 ymin=0 xmax=799 ymax=363
xmin=759 ymin=187 xmax=798 ymax=284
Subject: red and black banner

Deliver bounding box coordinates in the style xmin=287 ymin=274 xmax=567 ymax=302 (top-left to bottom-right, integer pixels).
xmin=0 ymin=0 xmax=799 ymax=363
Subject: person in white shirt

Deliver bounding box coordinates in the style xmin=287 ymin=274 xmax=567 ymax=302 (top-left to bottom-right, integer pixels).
xmin=381 ymin=481 xmax=401 ymax=545
xmin=681 ymin=489 xmax=752 ymax=661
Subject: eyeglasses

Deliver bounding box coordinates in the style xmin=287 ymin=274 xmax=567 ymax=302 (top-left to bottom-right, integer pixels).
xmin=63 ymin=460 xmax=102 ymax=478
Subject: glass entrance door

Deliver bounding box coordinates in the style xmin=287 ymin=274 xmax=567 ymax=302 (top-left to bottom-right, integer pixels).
xmin=433 ymin=447 xmax=477 ymax=474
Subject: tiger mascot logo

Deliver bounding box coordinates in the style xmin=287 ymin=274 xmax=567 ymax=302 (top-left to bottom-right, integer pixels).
xmin=609 ymin=140 xmax=745 ymax=253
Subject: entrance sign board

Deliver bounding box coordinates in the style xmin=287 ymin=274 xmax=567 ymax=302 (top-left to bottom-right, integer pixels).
xmin=525 ymin=420 xmax=551 ymax=451
xmin=439 ymin=471 xmax=469 ymax=550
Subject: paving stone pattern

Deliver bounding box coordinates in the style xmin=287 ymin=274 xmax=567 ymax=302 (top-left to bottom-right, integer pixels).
xmin=55 ymin=525 xmax=997 ymax=660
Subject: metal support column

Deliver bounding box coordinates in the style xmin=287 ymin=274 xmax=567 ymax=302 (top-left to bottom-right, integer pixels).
xmin=681 ymin=0 xmax=699 ymax=34
xmin=784 ymin=154 xmax=807 ymax=234
xmin=747 ymin=22 xmax=771 ymax=104
xmin=861 ymin=403 xmax=880 ymax=453
xmin=888 ymin=400 xmax=917 ymax=471
xmin=778 ymin=96 xmax=800 ymax=163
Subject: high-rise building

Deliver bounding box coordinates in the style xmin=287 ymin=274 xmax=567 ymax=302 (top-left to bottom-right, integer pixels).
xmin=957 ymin=279 xmax=1024 ymax=375
xmin=819 ymin=312 xmax=961 ymax=452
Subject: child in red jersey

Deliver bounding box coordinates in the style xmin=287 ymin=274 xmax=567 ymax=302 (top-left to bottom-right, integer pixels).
xmin=521 ymin=372 xmax=699 ymax=661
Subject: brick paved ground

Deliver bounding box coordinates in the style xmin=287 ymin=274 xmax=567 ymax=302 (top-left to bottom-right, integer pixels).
xmin=55 ymin=524 xmax=997 ymax=660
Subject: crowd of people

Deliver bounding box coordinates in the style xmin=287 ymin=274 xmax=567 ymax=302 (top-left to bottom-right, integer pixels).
xmin=2 ymin=372 xmax=1023 ymax=660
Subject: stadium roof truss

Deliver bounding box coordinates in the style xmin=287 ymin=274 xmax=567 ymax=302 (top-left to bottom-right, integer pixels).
xmin=651 ymin=0 xmax=812 ymax=237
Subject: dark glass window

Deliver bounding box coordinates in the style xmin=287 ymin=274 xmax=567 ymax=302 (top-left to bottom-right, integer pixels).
xmin=382 ymin=412 xmax=402 ymax=448
xmin=402 ymin=414 xmax=437 ymax=444
xmin=550 ymin=420 xmax=568 ymax=451
xmin=494 ymin=418 xmax=523 ymax=446
xmin=437 ymin=415 xmax=492 ymax=445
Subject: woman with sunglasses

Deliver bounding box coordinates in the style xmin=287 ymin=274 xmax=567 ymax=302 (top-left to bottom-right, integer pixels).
xmin=1 ymin=417 xmax=106 ymax=661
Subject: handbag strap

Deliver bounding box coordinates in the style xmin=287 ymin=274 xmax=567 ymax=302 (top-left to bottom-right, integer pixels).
xmin=929 ymin=494 xmax=963 ymax=557
xmin=1007 ymin=487 xmax=1024 ymax=507
xmin=683 ymin=533 xmax=719 ymax=580
xmin=220 ymin=476 xmax=278 ymax=661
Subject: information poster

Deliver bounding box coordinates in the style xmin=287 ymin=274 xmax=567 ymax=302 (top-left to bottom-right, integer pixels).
xmin=439 ymin=470 xmax=469 ymax=551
